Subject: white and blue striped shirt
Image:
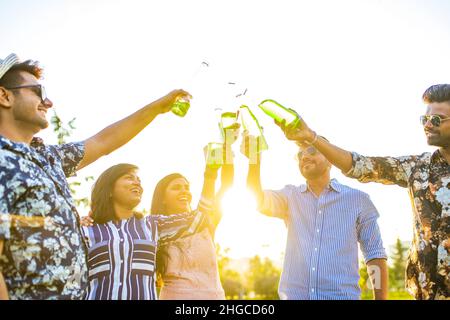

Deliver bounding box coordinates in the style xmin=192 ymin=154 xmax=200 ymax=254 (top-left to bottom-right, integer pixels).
xmin=259 ymin=179 xmax=387 ymax=300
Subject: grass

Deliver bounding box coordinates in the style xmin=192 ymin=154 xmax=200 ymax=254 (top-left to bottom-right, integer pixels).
xmin=361 ymin=290 xmax=413 ymax=300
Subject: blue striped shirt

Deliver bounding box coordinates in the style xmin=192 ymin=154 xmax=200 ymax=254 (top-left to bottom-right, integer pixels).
xmin=81 ymin=199 xmax=211 ymax=300
xmin=259 ymin=179 xmax=387 ymax=300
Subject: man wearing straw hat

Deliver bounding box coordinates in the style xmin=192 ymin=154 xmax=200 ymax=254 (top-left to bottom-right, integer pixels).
xmin=0 ymin=53 xmax=190 ymax=300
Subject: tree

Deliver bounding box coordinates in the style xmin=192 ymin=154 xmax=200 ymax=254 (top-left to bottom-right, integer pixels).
xmin=50 ymin=111 xmax=94 ymax=210
xmin=246 ymin=255 xmax=280 ymax=300
xmin=389 ymin=238 xmax=408 ymax=291
xmin=216 ymin=245 xmax=247 ymax=299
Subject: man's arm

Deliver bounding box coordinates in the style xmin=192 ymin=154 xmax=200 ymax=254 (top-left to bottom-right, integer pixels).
xmin=242 ymin=133 xmax=288 ymax=219
xmin=275 ymin=117 xmax=411 ymax=186
xmin=367 ymin=258 xmax=389 ymax=300
xmin=357 ymin=193 xmax=389 ymax=300
xmin=77 ymin=89 xmax=190 ymax=170
xmin=276 ymin=118 xmax=353 ymax=172
xmin=242 ymin=134 xmax=264 ymax=205
xmin=211 ymin=163 xmax=234 ymax=229
xmin=0 ymin=240 xmax=9 ymax=300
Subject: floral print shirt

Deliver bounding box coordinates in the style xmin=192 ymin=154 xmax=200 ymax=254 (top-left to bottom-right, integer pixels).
xmin=345 ymin=150 xmax=449 ymax=300
xmin=0 ymin=135 xmax=88 ymax=300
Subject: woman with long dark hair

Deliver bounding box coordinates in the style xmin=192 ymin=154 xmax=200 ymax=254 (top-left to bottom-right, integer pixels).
xmin=81 ymin=162 xmax=217 ymax=300
xmin=153 ymin=136 xmax=237 ymax=300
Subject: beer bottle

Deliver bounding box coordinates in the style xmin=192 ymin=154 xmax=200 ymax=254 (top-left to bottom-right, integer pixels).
xmin=239 ymin=105 xmax=268 ymax=153
xmin=258 ymin=99 xmax=301 ymax=128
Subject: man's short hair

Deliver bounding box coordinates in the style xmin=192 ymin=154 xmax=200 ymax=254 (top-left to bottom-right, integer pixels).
xmin=422 ymin=84 xmax=450 ymax=104
xmin=0 ymin=60 xmax=43 ymax=88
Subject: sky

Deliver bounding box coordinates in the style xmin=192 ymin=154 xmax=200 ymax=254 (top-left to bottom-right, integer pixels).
xmin=1 ymin=0 xmax=450 ymax=263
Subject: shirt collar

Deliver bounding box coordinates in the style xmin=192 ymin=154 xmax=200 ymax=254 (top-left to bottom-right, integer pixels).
xmin=0 ymin=135 xmax=44 ymax=149
xmin=0 ymin=135 xmax=47 ymax=163
xmin=0 ymin=134 xmax=32 ymax=156
xmin=431 ymin=149 xmax=448 ymax=166
xmin=300 ymin=178 xmax=342 ymax=193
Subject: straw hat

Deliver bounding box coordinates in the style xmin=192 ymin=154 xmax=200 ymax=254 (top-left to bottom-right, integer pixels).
xmin=0 ymin=53 xmax=20 ymax=81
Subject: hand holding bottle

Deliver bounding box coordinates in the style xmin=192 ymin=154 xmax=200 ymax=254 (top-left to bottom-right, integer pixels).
xmin=274 ymin=112 xmax=316 ymax=145
xmin=204 ymin=143 xmax=224 ymax=170
xmin=155 ymin=89 xmax=192 ymax=114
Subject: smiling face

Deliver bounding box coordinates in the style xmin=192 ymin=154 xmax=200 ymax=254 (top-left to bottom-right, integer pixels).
xmin=163 ymin=177 xmax=192 ymax=214
xmin=423 ymin=102 xmax=450 ymax=148
xmin=111 ymin=169 xmax=143 ymax=212
xmin=6 ymin=71 xmax=53 ymax=132
xmin=297 ymin=144 xmax=331 ymax=180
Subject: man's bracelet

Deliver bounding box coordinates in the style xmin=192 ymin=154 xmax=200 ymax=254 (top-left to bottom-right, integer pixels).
xmin=306 ymin=131 xmax=319 ymax=145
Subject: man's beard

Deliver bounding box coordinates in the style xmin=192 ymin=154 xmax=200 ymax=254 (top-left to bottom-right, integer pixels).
xmin=301 ymin=165 xmax=328 ymax=180
xmin=14 ymin=106 xmax=49 ymax=130
xmin=427 ymin=134 xmax=450 ymax=148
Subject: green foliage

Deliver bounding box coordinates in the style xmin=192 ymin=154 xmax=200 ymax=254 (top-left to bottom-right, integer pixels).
xmin=389 ymin=238 xmax=408 ymax=291
xmin=216 ymin=245 xmax=247 ymax=299
xmin=359 ymin=238 xmax=412 ymax=300
xmin=50 ymin=112 xmax=76 ymax=145
xmin=246 ymin=255 xmax=280 ymax=300
xmin=50 ymin=111 xmax=93 ymax=211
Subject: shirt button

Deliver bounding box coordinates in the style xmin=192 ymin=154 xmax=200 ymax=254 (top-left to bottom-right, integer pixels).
xmin=311 ymin=288 xmax=315 ymax=292
xmin=318 ymin=210 xmax=322 ymax=214
xmin=120 ymin=239 xmax=124 ymax=242
xmin=312 ymin=267 xmax=316 ymax=271
xmin=314 ymin=248 xmax=318 ymax=251
xmin=317 ymin=229 xmax=320 ymax=233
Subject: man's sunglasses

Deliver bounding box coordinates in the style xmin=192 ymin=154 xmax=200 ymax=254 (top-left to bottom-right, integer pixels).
xmin=420 ymin=115 xmax=450 ymax=127
xmin=5 ymin=84 xmax=47 ymax=102
xmin=297 ymin=146 xmax=319 ymax=159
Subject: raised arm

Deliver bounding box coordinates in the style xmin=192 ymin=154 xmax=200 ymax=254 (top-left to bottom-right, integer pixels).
xmin=77 ymin=89 xmax=191 ymax=170
xmin=275 ymin=117 xmax=353 ymax=173
xmin=155 ymin=203 xmax=211 ymax=245
xmin=275 ymin=114 xmax=413 ymax=187
xmin=241 ymin=133 xmax=264 ymax=205
xmin=241 ymin=132 xmax=288 ymax=220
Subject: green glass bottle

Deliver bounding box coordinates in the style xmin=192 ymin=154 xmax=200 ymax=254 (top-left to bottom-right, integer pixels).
xmin=171 ymin=97 xmax=190 ymax=117
xmin=219 ymin=111 xmax=240 ymax=140
xmin=205 ymin=142 xmax=224 ymax=169
xmin=239 ymin=105 xmax=268 ymax=152
xmin=258 ymin=99 xmax=301 ymax=128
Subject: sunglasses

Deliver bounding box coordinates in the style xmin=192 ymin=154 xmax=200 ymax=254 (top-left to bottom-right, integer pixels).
xmin=297 ymin=146 xmax=319 ymax=159
xmin=5 ymin=84 xmax=47 ymax=103
xmin=420 ymin=115 xmax=450 ymax=127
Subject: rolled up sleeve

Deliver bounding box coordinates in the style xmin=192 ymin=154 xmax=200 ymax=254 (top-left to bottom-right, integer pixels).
xmin=258 ymin=190 xmax=289 ymax=221
xmin=357 ymin=193 xmax=387 ymax=263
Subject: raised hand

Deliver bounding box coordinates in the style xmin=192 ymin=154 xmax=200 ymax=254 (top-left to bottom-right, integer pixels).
xmin=274 ymin=109 xmax=316 ymax=144
xmin=154 ymin=89 xmax=192 ymax=114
